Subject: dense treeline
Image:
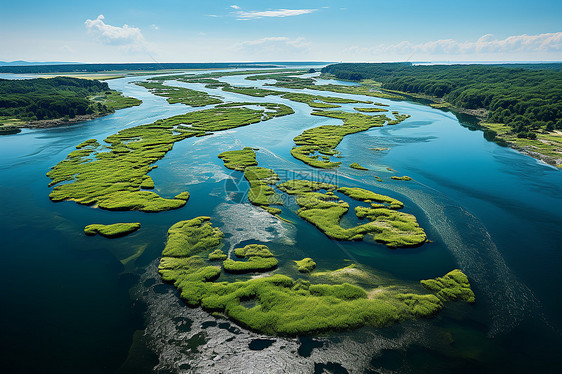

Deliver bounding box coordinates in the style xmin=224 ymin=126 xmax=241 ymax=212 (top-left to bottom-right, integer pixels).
xmin=0 ymin=77 xmax=110 ymax=120
xmin=0 ymin=62 xmax=280 ymax=74
xmin=322 ymin=63 xmax=562 ymax=138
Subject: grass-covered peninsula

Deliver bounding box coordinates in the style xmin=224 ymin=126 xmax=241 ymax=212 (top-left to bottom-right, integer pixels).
xmin=158 ymin=216 xmax=474 ymax=336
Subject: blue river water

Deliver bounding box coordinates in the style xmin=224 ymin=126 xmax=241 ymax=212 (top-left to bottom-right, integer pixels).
xmin=0 ymin=70 xmax=561 ymax=373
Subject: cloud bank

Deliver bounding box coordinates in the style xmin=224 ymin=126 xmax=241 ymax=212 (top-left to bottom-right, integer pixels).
xmin=345 ymin=32 xmax=562 ymax=59
xmin=85 ymin=15 xmax=145 ymax=46
xmin=234 ymin=36 xmax=310 ymax=58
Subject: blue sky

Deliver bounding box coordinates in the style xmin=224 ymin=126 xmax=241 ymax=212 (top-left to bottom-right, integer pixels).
xmin=1 ymin=0 xmax=561 ymax=62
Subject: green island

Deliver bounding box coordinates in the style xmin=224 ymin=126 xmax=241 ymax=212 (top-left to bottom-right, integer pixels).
xmin=217 ymin=147 xmax=258 ymax=171
xmin=391 ymin=176 xmax=413 ymax=181
xmin=277 ymin=180 xmax=426 ymax=248
xmin=158 ymin=216 xmax=474 ymax=336
xmin=322 ymin=62 xmax=562 ymax=167
xmin=295 ymin=258 xmax=316 ymax=273
xmin=247 ymin=71 xmax=403 ymax=99
xmin=218 ymin=148 xmax=283 ymax=215
xmin=84 ymin=222 xmax=141 ymax=238
xmin=47 ymin=103 xmax=294 ymax=212
xmin=354 ymin=107 xmax=388 ymax=113
xmin=290 ymin=109 xmax=412 ymax=168
xmin=150 ymin=71 xmax=376 ymax=110
xmin=136 ymin=81 xmax=222 ymax=107
xmin=0 ymin=77 xmax=141 ymax=129
xmin=350 ymin=162 xmax=368 ymax=170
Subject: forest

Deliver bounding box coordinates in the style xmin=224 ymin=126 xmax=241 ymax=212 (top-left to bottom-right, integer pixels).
xmin=0 ymin=62 xmax=285 ymax=74
xmin=0 ymin=77 xmax=112 ymax=120
xmin=322 ymin=63 xmax=562 ymax=138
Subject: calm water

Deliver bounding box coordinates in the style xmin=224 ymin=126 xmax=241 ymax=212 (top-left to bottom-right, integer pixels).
xmin=0 ymin=71 xmax=561 ymax=373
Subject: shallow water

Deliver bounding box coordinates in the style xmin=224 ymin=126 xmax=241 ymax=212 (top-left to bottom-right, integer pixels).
xmin=0 ymin=71 xmax=561 ymax=373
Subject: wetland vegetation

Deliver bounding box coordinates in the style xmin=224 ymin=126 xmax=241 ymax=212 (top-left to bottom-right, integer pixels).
xmin=38 ymin=66 xmax=480 ymax=346
xmin=136 ymin=81 xmax=222 ymax=107
xmin=47 ymin=103 xmax=293 ymax=212
xmin=277 ymin=180 xmax=426 ymax=248
xmin=290 ymin=109 xmax=413 ymax=169
xmin=157 ymin=216 xmax=473 ymax=336
xmin=219 ymin=147 xmax=283 ymax=215
xmin=84 ymin=222 xmax=140 ymax=238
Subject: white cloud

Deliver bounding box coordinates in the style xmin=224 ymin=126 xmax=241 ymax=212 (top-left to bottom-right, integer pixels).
xmin=230 ymin=5 xmax=240 ymax=10
xmin=84 ymin=15 xmax=145 ymax=47
xmin=235 ymin=8 xmax=317 ymax=20
xmin=150 ymin=24 xmax=159 ymax=31
xmin=234 ymin=36 xmax=311 ymax=59
xmin=345 ymin=32 xmax=562 ymax=59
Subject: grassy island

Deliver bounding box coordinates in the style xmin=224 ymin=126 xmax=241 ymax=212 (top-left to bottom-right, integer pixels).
xmin=291 ymin=110 xmax=390 ymax=168
xmin=47 ymin=103 xmax=293 ymax=212
xmin=136 ymin=81 xmax=222 ymax=106
xmin=249 ymin=71 xmax=403 ymax=99
xmin=161 ymin=217 xmax=224 ymax=258
xmin=350 ymin=162 xmax=368 ymax=170
xmin=290 ymin=109 xmax=412 ymax=169
xmin=277 ymin=180 xmax=426 ymax=248
xmin=295 ymin=258 xmax=316 ymax=273
xmin=158 ymin=217 xmax=474 ymax=336
xmin=354 ymin=107 xmax=388 ymax=113
xmin=218 ymin=147 xmax=258 ymax=171
xmin=84 ymin=222 xmax=140 ymax=238
xmin=391 ymin=176 xmax=413 ymax=181
xmin=208 ymin=249 xmax=228 ymax=261
xmin=218 ymin=148 xmax=283 ymax=215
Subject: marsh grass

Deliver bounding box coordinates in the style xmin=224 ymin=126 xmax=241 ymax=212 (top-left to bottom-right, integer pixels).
xmin=350 ymin=162 xmax=368 ymax=170
xmin=278 ymin=180 xmax=425 ymax=247
xmin=84 ymin=222 xmax=140 ymax=238
xmin=48 ymin=104 xmax=293 ymax=212
xmin=291 ymin=110 xmax=389 ymax=168
xmin=218 ymin=148 xmax=283 ymax=214
xmin=295 ymin=258 xmax=316 ymax=273
xmin=391 ymin=176 xmax=413 ymax=181
xmin=158 ymin=217 xmax=472 ymax=336
xmin=421 ymin=269 xmax=475 ymax=303
xmin=136 ymin=81 xmax=222 ymax=107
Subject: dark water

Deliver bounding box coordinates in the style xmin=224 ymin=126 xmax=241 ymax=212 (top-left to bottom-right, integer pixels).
xmin=0 ymin=71 xmax=561 ymax=373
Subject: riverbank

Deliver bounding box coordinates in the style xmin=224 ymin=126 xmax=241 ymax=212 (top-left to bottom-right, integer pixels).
xmin=372 ymin=86 xmax=561 ymax=169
